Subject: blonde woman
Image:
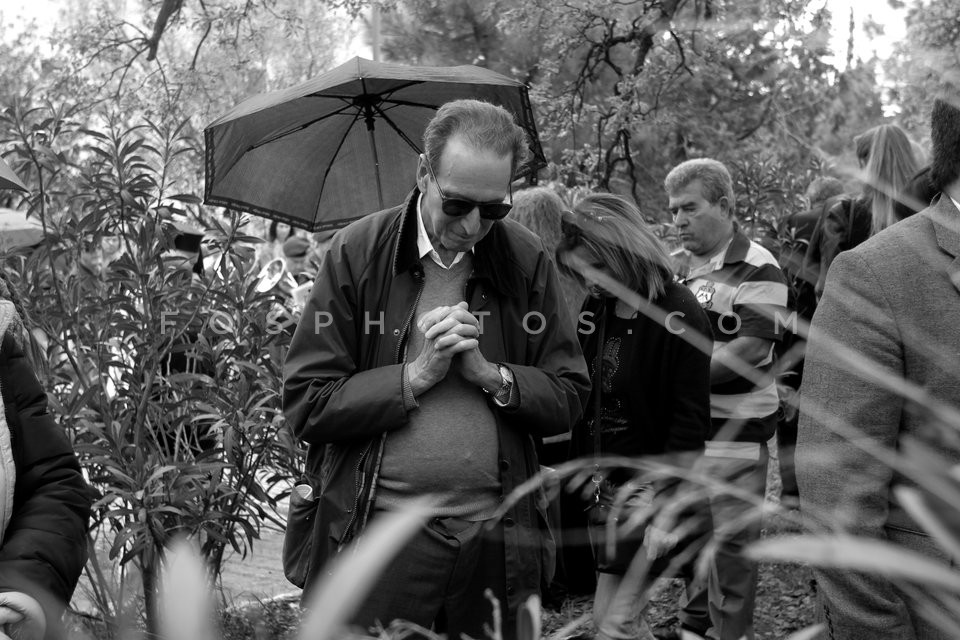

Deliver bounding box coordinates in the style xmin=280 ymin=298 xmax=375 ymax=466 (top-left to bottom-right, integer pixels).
xmin=556 ymin=193 xmax=711 ymax=640
xmin=816 ymin=123 xmax=920 ymax=296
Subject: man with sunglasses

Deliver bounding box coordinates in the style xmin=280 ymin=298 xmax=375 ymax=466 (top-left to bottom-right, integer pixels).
xmin=284 ymin=99 xmax=590 ymax=639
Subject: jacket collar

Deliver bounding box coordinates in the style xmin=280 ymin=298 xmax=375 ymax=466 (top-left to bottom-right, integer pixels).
xmin=722 ymin=227 xmax=751 ymax=265
xmin=929 ymin=194 xmax=960 ymax=258
xmin=926 ymin=195 xmax=960 ymax=294
xmin=391 ymin=187 xmax=524 ymax=298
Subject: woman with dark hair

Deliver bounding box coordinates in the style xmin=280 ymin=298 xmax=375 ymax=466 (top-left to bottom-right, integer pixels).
xmin=556 ymin=193 xmax=712 ymax=640
xmin=259 ymin=220 xmax=296 ymax=267
xmin=0 ymin=272 xmax=91 ymax=640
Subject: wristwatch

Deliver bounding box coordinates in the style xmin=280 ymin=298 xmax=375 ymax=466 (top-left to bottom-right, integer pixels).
xmin=485 ymin=363 xmax=514 ymax=405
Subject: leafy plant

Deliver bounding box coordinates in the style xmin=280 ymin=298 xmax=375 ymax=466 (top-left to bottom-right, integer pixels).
xmin=2 ymin=98 xmax=299 ymax=637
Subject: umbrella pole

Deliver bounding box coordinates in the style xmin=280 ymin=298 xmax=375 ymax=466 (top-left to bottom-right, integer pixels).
xmin=362 ymin=100 xmax=384 ymax=210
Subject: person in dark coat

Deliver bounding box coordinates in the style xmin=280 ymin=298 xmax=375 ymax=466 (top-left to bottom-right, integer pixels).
xmin=0 ymin=273 xmax=91 ymax=640
xmin=774 ymin=176 xmax=844 ymax=500
xmin=283 ymin=99 xmax=590 ymax=639
xmin=556 ymin=192 xmax=712 ymax=640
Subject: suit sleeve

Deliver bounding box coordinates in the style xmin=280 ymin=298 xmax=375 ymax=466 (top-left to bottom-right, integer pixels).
xmin=499 ymin=252 xmax=590 ymax=438
xmin=282 ymin=239 xmax=409 ymax=445
xmin=797 ymin=250 xmax=917 ymax=639
xmin=0 ymin=337 xmax=92 ymax=636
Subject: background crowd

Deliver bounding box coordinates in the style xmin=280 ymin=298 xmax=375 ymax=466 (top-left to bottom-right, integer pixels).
xmin=1 ymin=2 xmax=959 ymax=640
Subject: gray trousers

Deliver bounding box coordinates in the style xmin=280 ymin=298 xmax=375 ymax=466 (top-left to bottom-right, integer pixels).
xmin=680 ymin=437 xmax=769 ymax=640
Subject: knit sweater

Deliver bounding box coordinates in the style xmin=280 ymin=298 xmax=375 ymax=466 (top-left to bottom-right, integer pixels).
xmin=376 ymin=255 xmax=501 ymax=519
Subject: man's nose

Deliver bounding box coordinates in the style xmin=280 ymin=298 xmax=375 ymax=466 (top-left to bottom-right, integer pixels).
xmin=460 ymin=208 xmax=483 ymax=234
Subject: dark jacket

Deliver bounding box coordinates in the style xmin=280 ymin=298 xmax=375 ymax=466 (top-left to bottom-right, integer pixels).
xmin=0 ymin=331 xmax=92 ymax=640
xmin=573 ymin=284 xmax=711 ymax=463
xmin=813 ymin=195 xmax=872 ymax=294
xmin=283 ymin=189 xmax=591 ymax=610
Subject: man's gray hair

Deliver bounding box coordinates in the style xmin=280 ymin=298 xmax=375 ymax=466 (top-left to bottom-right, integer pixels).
xmin=664 ymin=158 xmax=734 ymax=206
xmin=423 ymin=99 xmax=531 ymax=178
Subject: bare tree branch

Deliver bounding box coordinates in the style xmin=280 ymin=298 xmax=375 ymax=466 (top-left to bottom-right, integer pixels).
xmin=146 ymin=0 xmax=186 ymax=61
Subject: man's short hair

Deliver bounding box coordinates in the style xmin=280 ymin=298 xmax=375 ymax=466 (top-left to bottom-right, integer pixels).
xmin=805 ymin=177 xmax=844 ymax=205
xmin=283 ymin=236 xmax=311 ymax=259
xmin=930 ymin=97 xmax=960 ymax=192
xmin=423 ymin=99 xmax=531 ymax=178
xmin=663 ymin=158 xmax=735 ymax=206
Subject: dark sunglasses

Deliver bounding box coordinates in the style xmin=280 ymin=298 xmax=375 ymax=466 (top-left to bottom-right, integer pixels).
xmin=425 ymin=159 xmax=513 ymax=220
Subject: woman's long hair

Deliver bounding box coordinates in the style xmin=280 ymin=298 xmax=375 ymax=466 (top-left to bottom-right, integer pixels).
xmin=556 ymin=192 xmax=673 ymax=302
xmin=860 ymin=124 xmax=921 ymax=235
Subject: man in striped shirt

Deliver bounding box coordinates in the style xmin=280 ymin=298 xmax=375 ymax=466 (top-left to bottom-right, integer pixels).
xmin=665 ymin=158 xmax=789 ymax=640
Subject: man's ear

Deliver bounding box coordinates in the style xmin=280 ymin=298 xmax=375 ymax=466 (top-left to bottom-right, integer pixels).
xmin=415 ymin=154 xmax=430 ymax=192
xmin=717 ymin=196 xmax=731 ymax=217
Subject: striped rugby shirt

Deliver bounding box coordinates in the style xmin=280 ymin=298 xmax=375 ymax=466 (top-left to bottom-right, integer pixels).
xmin=673 ymin=230 xmax=789 ymax=430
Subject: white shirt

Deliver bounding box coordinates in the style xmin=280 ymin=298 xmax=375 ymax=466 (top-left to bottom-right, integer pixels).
xmin=416 ymin=194 xmax=469 ymax=269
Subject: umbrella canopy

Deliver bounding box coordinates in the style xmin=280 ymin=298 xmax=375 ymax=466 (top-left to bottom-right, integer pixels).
xmin=204 ymin=56 xmax=545 ymax=232
xmin=0 ymin=157 xmax=28 ymax=192
xmin=0 ymin=208 xmax=44 ymax=252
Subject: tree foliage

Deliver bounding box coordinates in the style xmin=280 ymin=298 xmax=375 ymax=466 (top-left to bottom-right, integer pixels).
xmin=886 ymin=0 xmax=960 ymax=133
xmin=369 ymin=0 xmax=888 ymax=230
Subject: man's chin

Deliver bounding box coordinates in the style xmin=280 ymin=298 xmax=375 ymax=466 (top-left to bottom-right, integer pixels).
xmin=443 ymin=235 xmax=480 ymax=252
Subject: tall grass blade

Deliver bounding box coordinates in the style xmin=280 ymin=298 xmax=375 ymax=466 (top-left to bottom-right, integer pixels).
xmin=159 ymin=538 xmax=215 ymax=640
xmin=785 ymin=624 xmax=825 ymax=640
xmin=297 ymin=497 xmax=434 ymax=640
xmin=748 ymin=535 xmax=960 ymax=592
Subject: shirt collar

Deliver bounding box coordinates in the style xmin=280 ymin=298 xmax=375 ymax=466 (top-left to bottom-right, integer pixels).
xmin=416 ymin=193 xmax=469 ymax=269
xmin=675 ymin=231 xmax=739 ymax=281
xmin=951 ymin=194 xmax=960 ymax=213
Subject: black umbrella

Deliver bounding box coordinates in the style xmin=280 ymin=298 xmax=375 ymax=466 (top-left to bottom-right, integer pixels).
xmin=204 ymin=56 xmax=545 ymax=232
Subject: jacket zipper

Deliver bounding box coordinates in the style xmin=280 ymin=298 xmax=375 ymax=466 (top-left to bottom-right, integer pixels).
xmin=339 ymin=439 xmax=372 ymax=551
xmin=343 ymin=268 xmax=426 ymax=545
xmin=394 ymin=269 xmax=425 ymax=364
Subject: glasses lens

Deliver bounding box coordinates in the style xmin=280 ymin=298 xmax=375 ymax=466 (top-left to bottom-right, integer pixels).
xmin=478 ymin=203 xmax=512 ymax=220
xmin=441 ymin=199 xmax=478 ymax=217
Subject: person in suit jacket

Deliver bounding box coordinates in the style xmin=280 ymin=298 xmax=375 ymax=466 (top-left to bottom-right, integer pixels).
xmin=796 ymin=96 xmax=960 ymax=639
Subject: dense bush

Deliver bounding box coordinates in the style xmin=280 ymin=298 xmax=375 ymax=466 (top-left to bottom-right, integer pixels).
xmin=1 ymin=99 xmax=300 ymax=637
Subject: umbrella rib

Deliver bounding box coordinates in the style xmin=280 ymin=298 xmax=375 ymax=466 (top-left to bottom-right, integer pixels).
xmin=370 ymin=103 xmax=423 ymax=153
xmin=313 ymin=108 xmax=369 ymax=219
xmin=249 ymin=99 xmax=357 ymax=151
xmin=309 ymin=95 xmax=442 ymax=112
xmin=304 ymin=79 xmax=423 ymax=103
